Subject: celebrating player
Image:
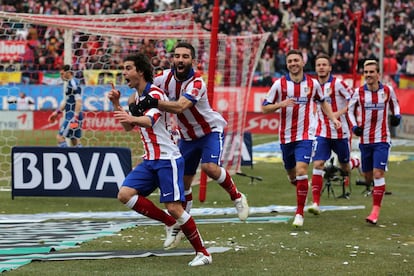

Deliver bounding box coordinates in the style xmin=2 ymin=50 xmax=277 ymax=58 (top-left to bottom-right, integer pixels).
xmin=262 ymin=49 xmax=341 ymax=228
xmin=348 ymin=60 xmax=401 ymax=225
xmin=48 ymin=64 xmax=83 ymax=147
xmin=308 ymin=53 xmax=355 ymax=214
xmin=108 ymin=53 xmax=212 ymax=266
xmin=137 ymin=42 xmax=249 ymax=248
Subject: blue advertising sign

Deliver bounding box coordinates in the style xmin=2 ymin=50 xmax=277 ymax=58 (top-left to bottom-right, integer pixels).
xmin=1 ymin=85 xmax=134 ymax=111
xmin=12 ymin=147 xmax=132 ymax=198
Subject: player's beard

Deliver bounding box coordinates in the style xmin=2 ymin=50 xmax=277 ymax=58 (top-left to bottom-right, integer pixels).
xmin=174 ymin=63 xmax=192 ymax=81
xmin=318 ymin=73 xmax=328 ymax=79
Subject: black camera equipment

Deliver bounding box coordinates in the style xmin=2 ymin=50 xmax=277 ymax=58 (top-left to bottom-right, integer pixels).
xmin=355 ymin=179 xmax=373 ymax=196
xmin=236 ymin=172 xmax=263 ymax=185
xmin=321 ymin=157 xmax=350 ymax=199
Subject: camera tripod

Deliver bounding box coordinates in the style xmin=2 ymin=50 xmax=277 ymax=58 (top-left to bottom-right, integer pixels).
xmin=322 ymin=173 xmax=351 ymax=199
xmin=236 ymin=172 xmax=263 ymax=185
xmin=355 ymin=179 xmax=373 ymax=196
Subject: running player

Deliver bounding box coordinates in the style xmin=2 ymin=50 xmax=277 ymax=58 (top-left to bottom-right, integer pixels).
xmin=262 ymin=49 xmax=341 ymax=227
xmin=108 ymin=53 xmax=212 ymax=266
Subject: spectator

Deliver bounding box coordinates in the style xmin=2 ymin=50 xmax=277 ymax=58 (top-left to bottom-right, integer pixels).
xmin=257 ymin=52 xmax=275 ymax=86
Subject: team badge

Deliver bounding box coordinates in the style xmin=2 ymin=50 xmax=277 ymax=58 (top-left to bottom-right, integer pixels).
xmin=325 ymin=87 xmax=332 ymax=96
xmin=380 ymin=90 xmax=388 ymax=102
xmin=304 ymin=86 xmax=311 ymax=96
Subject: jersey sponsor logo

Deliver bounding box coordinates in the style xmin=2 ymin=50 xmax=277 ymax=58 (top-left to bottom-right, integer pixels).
xmin=290 ymin=96 xmax=308 ymax=104
xmin=364 ymin=102 xmax=385 ymax=110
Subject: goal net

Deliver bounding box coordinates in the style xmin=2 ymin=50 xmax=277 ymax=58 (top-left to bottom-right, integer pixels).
xmin=0 ymin=8 xmax=269 ymax=188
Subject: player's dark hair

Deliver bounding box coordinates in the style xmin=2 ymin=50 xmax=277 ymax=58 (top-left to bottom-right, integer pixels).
xmin=124 ymin=53 xmax=153 ymax=83
xmin=174 ymin=42 xmax=196 ymax=59
xmin=286 ymin=49 xmax=303 ymax=59
xmin=315 ymin=53 xmax=331 ymax=65
xmin=62 ymin=64 xmax=72 ymax=72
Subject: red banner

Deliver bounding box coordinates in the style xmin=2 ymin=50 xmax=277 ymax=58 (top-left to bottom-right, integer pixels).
xmin=33 ymin=85 xmax=414 ymax=134
xmin=34 ymin=111 xmax=124 ymax=131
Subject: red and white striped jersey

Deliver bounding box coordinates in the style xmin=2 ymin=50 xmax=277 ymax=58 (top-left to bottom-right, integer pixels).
xmin=136 ymin=84 xmax=182 ymax=160
xmin=348 ymin=83 xmax=401 ymax=144
xmin=154 ymin=69 xmax=227 ymax=141
xmin=263 ymin=74 xmax=325 ymax=144
xmin=315 ymin=75 xmax=353 ymax=139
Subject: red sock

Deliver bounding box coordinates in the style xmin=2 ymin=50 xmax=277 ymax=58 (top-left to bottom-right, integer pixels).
xmin=372 ymin=185 xmax=385 ymax=207
xmin=133 ymin=196 xmax=176 ymax=226
xmin=350 ymin=157 xmax=360 ymax=170
xmin=180 ymin=217 xmax=209 ymax=256
xmin=296 ymin=178 xmax=309 ymax=215
xmin=344 ymin=176 xmax=349 ymax=187
xmin=218 ymin=169 xmax=240 ymax=200
xmin=311 ymin=174 xmax=323 ymax=205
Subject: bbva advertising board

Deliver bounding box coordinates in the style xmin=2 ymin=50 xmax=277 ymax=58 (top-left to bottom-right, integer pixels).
xmin=12 ymin=147 xmax=131 ymax=198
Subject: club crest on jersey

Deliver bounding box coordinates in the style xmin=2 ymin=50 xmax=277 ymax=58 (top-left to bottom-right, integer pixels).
xmin=324 ymin=87 xmax=332 ymax=96
xmin=380 ymin=91 xmax=388 ymax=102
xmin=304 ymin=86 xmax=311 ymax=96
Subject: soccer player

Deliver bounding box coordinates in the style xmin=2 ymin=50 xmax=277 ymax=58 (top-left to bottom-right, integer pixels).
xmin=108 ymin=53 xmax=211 ymax=266
xmin=7 ymin=92 xmax=35 ymax=110
xmin=262 ymin=49 xmax=341 ymax=227
xmin=348 ymin=60 xmax=401 ymax=225
xmin=308 ymin=53 xmax=355 ymax=215
xmin=137 ymin=42 xmax=249 ymax=246
xmin=48 ymin=64 xmax=83 ymax=147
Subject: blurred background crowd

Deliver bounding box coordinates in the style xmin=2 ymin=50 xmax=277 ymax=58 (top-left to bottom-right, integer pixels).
xmin=1 ymin=0 xmax=414 ymax=83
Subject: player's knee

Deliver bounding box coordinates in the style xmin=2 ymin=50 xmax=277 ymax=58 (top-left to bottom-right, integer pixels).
xmin=313 ymin=160 xmax=325 ymax=170
xmin=201 ymin=163 xmax=219 ymax=177
xmin=117 ymin=189 xmax=132 ymax=204
xmin=165 ymin=202 xmax=184 ymax=219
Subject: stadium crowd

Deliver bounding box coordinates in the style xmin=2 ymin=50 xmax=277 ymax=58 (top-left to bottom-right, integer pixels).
xmin=1 ymin=0 xmax=414 ymax=82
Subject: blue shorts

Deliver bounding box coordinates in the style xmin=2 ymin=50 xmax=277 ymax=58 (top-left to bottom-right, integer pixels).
xmin=359 ymin=142 xmax=390 ymax=172
xmin=179 ymin=132 xmax=223 ymax=176
xmin=59 ymin=119 xmax=83 ymax=139
xmin=312 ymin=136 xmax=350 ymax=164
xmin=280 ymin=140 xmax=313 ymax=170
xmin=122 ymin=158 xmax=185 ymax=203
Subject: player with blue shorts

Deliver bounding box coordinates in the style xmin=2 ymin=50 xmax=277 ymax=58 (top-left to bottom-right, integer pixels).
xmin=137 ymin=42 xmax=249 ymax=248
xmin=262 ymin=50 xmax=341 ymax=228
xmin=348 ymin=60 xmax=401 ymax=225
xmin=308 ymin=54 xmax=355 ymax=215
xmin=108 ymin=53 xmax=211 ymax=266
